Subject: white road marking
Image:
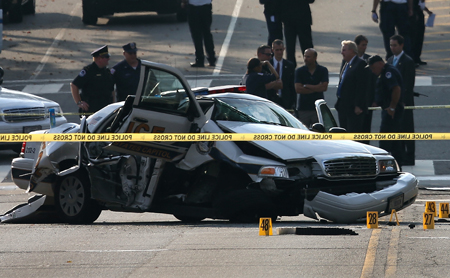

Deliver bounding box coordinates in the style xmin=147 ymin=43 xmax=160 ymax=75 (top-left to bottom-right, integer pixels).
xmin=76 ymin=249 xmax=167 ymax=253
xmin=212 ymin=0 xmax=243 ymax=77
xmin=30 ymin=3 xmax=82 ymax=80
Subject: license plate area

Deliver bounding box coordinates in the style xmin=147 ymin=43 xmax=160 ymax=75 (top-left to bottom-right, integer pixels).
xmin=23 ymin=125 xmax=42 ymax=133
xmin=386 ymin=193 xmax=404 ymax=212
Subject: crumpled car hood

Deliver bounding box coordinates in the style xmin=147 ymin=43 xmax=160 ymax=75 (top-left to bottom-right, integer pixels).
xmin=217 ymin=121 xmax=387 ymax=161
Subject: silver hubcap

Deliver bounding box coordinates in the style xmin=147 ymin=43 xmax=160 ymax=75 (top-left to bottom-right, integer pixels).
xmin=59 ymin=176 xmax=85 ymax=216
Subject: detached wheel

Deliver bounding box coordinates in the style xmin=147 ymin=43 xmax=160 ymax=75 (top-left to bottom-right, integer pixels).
xmin=22 ymin=0 xmax=36 ymax=15
xmin=82 ymin=0 xmax=98 ymax=25
xmin=55 ymin=172 xmax=101 ymax=224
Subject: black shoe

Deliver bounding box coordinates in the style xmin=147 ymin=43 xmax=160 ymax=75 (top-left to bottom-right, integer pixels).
xmin=207 ymin=57 xmax=216 ymax=67
xmin=418 ymin=60 xmax=427 ymax=65
xmin=208 ymin=61 xmax=216 ymax=67
xmin=190 ymin=62 xmax=204 ymax=68
xmin=415 ymin=63 xmax=420 ymax=68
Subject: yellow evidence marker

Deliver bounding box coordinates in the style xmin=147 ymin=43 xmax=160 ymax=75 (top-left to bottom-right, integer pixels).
xmin=439 ymin=203 xmax=449 ymax=218
xmin=259 ymin=218 xmax=273 ymax=236
xmin=423 ymin=212 xmax=435 ymax=229
xmin=367 ymin=211 xmax=378 ymax=229
xmin=425 ymin=201 xmax=437 ymax=217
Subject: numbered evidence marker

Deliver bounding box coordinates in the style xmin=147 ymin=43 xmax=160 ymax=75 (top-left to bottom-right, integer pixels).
xmin=423 ymin=212 xmax=435 ymax=229
xmin=367 ymin=211 xmax=378 ymax=229
xmin=439 ymin=203 xmax=449 ymax=218
xmin=259 ymin=218 xmax=273 ymax=236
xmin=425 ymin=201 xmax=437 ymax=217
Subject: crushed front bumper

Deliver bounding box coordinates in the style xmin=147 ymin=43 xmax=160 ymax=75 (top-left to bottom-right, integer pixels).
xmin=303 ymin=173 xmax=418 ymax=223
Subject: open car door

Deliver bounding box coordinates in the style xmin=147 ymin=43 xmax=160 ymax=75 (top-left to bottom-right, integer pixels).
xmin=109 ymin=61 xmax=207 ymax=162
xmin=315 ymin=99 xmax=340 ymax=132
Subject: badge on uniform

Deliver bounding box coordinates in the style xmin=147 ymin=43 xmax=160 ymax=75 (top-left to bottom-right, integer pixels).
xmin=79 ymin=69 xmax=86 ymax=77
xmin=110 ymin=68 xmax=115 ymax=74
xmin=385 ymin=72 xmax=392 ymax=79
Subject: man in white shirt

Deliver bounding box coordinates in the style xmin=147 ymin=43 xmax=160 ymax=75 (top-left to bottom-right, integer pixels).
xmin=184 ymin=0 xmax=216 ymax=67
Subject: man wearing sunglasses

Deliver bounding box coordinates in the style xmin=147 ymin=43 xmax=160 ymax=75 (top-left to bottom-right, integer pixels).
xmin=111 ymin=42 xmax=142 ymax=102
xmin=71 ymin=45 xmax=115 ymax=115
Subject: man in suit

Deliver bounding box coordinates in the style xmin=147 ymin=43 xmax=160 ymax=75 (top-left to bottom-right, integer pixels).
xmin=269 ymin=39 xmax=296 ymax=110
xmin=260 ymin=0 xmax=283 ymax=47
xmin=335 ymin=40 xmax=368 ymax=133
xmin=388 ymin=34 xmax=416 ymax=165
xmin=279 ymin=0 xmax=315 ymax=67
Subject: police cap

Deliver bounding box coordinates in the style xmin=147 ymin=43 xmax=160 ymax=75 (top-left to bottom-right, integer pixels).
xmin=91 ymin=45 xmax=110 ymax=58
xmin=123 ymin=42 xmax=138 ymax=53
xmin=366 ymin=55 xmax=384 ymax=67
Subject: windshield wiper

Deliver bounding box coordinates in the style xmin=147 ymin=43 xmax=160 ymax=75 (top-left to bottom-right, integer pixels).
xmin=259 ymin=121 xmax=283 ymax=126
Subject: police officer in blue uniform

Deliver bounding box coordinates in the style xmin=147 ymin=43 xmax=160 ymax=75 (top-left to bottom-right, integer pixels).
xmin=111 ymin=42 xmax=141 ymax=102
xmin=71 ymin=45 xmax=115 ymax=115
xmin=367 ymin=55 xmax=404 ymax=167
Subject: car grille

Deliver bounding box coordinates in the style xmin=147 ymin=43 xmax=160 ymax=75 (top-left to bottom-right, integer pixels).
xmin=2 ymin=107 xmax=46 ymax=122
xmin=323 ymin=157 xmax=377 ymax=177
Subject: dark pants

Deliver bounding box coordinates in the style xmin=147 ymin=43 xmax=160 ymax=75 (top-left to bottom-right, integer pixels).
xmin=400 ymin=109 xmax=415 ymax=164
xmin=379 ymin=109 xmax=404 ymax=167
xmin=264 ymin=13 xmax=283 ymax=47
xmin=283 ymin=18 xmax=313 ymax=66
xmin=360 ymin=110 xmax=373 ymax=144
xmin=335 ymin=99 xmax=365 ymax=133
xmin=379 ymin=1 xmax=412 ymax=59
xmin=410 ymin=10 xmax=425 ymax=63
xmin=187 ymin=4 xmax=215 ymax=63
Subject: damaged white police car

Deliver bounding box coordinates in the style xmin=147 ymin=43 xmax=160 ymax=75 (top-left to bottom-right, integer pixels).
xmin=4 ymin=60 xmax=418 ymax=224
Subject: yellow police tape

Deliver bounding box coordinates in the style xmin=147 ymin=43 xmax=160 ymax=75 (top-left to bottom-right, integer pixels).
xmin=0 ymin=133 xmax=445 ymax=143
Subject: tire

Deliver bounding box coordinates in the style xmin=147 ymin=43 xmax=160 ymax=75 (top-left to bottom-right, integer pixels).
xmin=8 ymin=2 xmax=23 ymax=23
xmin=82 ymin=0 xmax=98 ymax=25
xmin=22 ymin=0 xmax=36 ymax=15
xmin=215 ymin=189 xmax=277 ymax=223
xmin=173 ymin=215 xmax=205 ymax=223
xmin=55 ymin=172 xmax=102 ymax=224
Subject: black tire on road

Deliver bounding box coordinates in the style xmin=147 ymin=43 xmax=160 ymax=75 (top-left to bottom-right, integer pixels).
xmin=55 ymin=172 xmax=102 ymax=224
xmin=215 ymin=189 xmax=278 ymax=223
xmin=22 ymin=0 xmax=36 ymax=15
xmin=8 ymin=3 xmax=23 ymax=23
xmin=173 ymin=215 xmax=205 ymax=223
xmin=82 ymin=0 xmax=98 ymax=25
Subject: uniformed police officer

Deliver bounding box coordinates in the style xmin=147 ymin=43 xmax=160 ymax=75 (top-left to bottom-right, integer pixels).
xmin=367 ymin=55 xmax=404 ymax=167
xmin=111 ymin=42 xmax=141 ymax=102
xmin=70 ymin=45 xmax=115 ymax=115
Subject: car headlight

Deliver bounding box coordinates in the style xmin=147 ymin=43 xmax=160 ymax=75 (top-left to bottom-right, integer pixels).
xmin=378 ymin=159 xmax=398 ymax=173
xmin=48 ymin=106 xmax=63 ymax=117
xmin=258 ymin=166 xmax=289 ymax=178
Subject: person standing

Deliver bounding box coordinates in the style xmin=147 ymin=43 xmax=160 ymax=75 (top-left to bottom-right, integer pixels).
xmin=259 ymin=0 xmax=283 ymax=47
xmin=241 ymin=58 xmax=280 ymax=100
xmin=71 ymin=45 xmax=115 ymax=115
xmin=387 ymin=35 xmax=416 ymax=165
xmin=335 ymin=41 xmax=368 ymax=133
xmin=367 ymin=55 xmax=404 ymax=167
xmin=294 ymin=48 xmax=329 ymax=128
xmin=111 ymin=42 xmax=141 ymax=102
xmin=410 ymin=0 xmax=432 ymax=67
xmin=279 ymin=0 xmax=315 ymax=67
xmin=184 ymin=0 xmax=216 ymax=67
xmin=371 ymin=0 xmax=413 ymax=59
xmin=269 ymin=39 xmax=296 ymax=109
xmin=256 ymin=45 xmax=283 ymax=100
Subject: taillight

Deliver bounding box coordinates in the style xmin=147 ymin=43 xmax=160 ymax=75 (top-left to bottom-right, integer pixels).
xmin=208 ymin=85 xmax=247 ymax=94
xmin=20 ymin=142 xmax=26 ymax=154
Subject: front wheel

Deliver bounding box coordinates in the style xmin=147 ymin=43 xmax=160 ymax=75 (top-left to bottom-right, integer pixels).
xmin=82 ymin=0 xmax=98 ymax=25
xmin=55 ymin=172 xmax=101 ymax=224
xmin=173 ymin=214 xmax=205 ymax=222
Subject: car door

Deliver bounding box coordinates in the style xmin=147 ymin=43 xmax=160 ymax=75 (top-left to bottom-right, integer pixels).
xmin=315 ymin=99 xmax=339 ymax=132
xmin=109 ymin=61 xmax=207 ymax=162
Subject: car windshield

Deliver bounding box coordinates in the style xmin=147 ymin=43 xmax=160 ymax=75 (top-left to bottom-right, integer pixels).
xmin=212 ymin=97 xmax=308 ymax=130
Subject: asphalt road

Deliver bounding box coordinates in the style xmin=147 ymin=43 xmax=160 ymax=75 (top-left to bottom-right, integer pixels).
xmin=1 ymin=0 xmax=450 ymax=277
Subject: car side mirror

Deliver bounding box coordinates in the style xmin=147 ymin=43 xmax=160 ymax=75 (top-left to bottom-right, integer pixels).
xmin=310 ymin=123 xmax=325 ymax=133
xmin=329 ymin=127 xmax=346 ymax=133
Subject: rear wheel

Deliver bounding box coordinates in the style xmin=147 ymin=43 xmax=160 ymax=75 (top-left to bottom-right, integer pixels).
xmin=173 ymin=215 xmax=205 ymax=223
xmin=82 ymin=0 xmax=98 ymax=25
xmin=55 ymin=172 xmax=101 ymax=224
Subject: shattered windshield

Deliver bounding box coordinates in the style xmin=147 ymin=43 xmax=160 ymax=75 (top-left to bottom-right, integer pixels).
xmin=212 ymin=98 xmax=308 ymax=130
